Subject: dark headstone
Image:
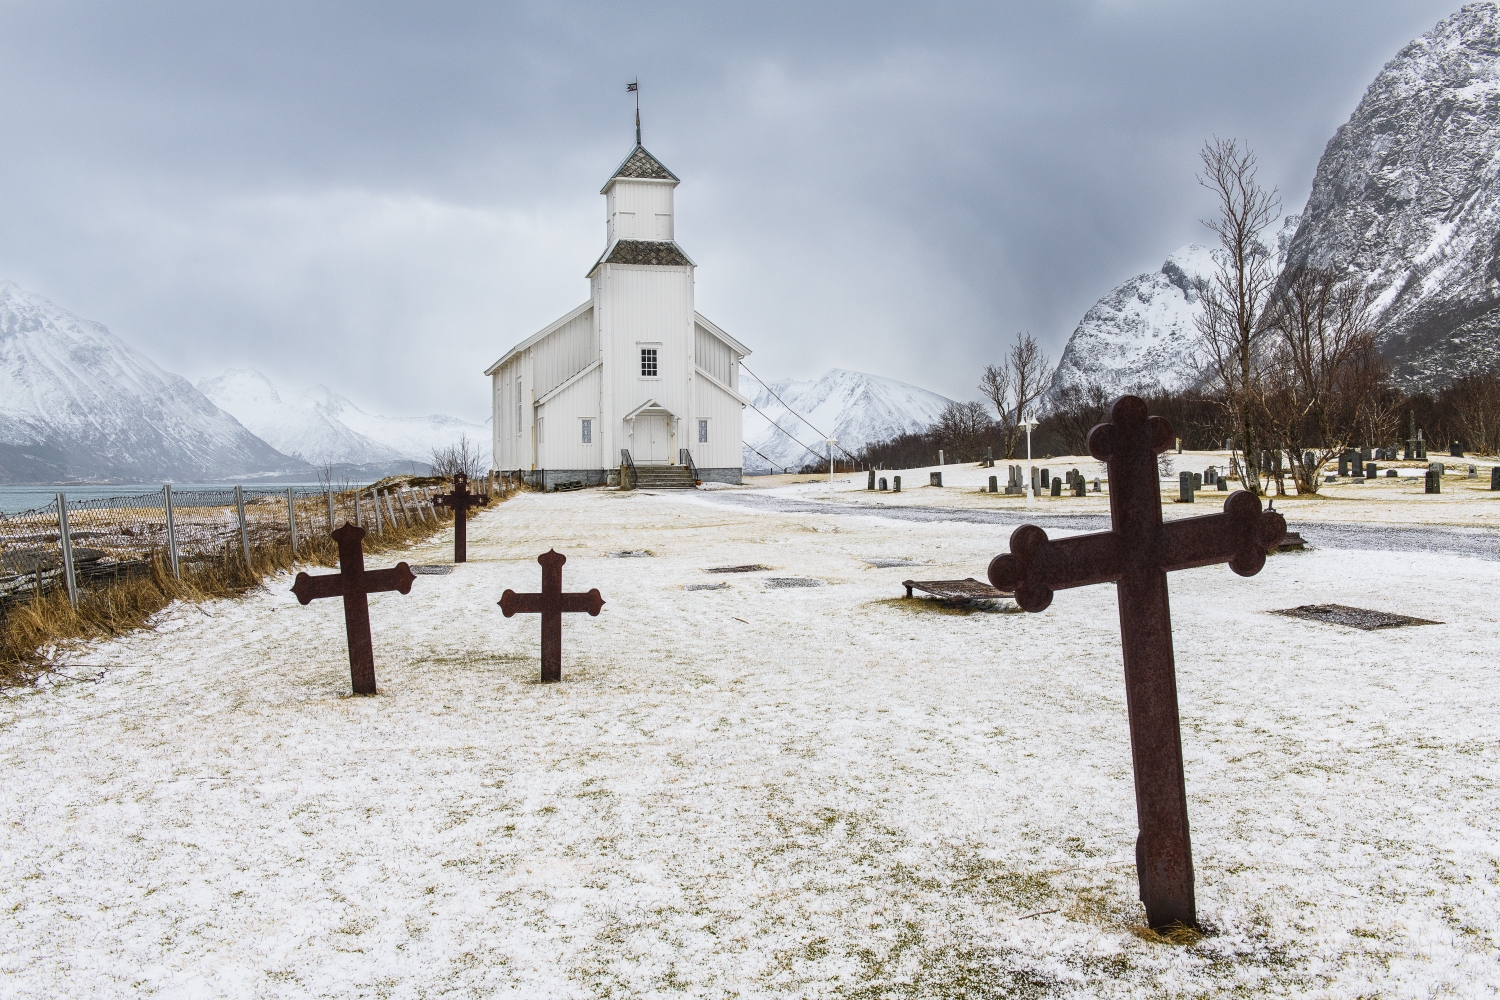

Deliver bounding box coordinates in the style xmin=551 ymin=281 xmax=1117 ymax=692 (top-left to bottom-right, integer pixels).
xmin=1360 ymin=446 xmax=1372 ymax=462
xmin=1192 ymin=472 xmax=1202 ymax=490
xmin=868 ymin=469 xmax=876 ymax=490
xmin=1425 ymin=467 xmax=1441 ymax=494
xmin=987 ymin=447 xmax=994 ymax=468
xmin=1451 ymin=442 xmax=1464 ymax=458
xmin=1073 ymin=478 xmax=1086 ymax=497
xmin=1217 ymin=478 xmax=1228 ymax=491
xmin=1178 ymin=471 xmax=1194 ymax=503
xmin=879 ymin=477 xmax=889 ymax=491
xmin=1365 ymin=462 xmax=1377 ymax=479
xmin=1492 ymin=467 xmax=1500 ymax=491
xmin=1041 ymin=469 xmax=1050 ymax=487
xmin=1051 ymin=478 xmax=1062 ymax=497
xmin=893 ymin=476 xmax=901 ymax=493
xmin=989 ymin=475 xmax=998 ymax=493
xmin=930 ymin=471 xmax=943 ymax=487
xmin=1387 ymin=469 xmax=1398 ymax=478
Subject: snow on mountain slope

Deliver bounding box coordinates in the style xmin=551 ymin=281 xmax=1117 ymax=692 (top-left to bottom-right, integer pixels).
xmin=0 ymin=281 xmax=300 ymax=484
xmin=199 ymin=369 xmax=488 ymax=467
xmin=1046 ymin=244 xmax=1216 ymax=404
xmin=742 ymin=369 xmax=954 ymax=472
xmin=1282 ymin=3 xmax=1500 ymax=390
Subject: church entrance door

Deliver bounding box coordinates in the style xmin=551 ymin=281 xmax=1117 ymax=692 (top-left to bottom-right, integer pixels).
xmin=636 ymin=413 xmax=671 ymax=464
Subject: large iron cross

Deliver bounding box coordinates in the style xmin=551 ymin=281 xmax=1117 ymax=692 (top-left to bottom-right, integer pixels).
xmin=291 ymin=522 xmax=416 ymax=694
xmin=499 ymin=549 xmax=604 ymax=683
xmin=988 ymin=395 xmax=1285 ymax=930
xmin=433 ymin=472 xmax=490 ymax=563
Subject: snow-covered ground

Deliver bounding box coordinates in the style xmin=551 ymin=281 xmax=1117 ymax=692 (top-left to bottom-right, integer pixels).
xmin=2 ymin=486 xmax=1497 ymax=996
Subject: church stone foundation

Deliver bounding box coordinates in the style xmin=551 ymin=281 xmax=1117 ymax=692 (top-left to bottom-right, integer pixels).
xmin=696 ymin=467 xmax=743 ymax=485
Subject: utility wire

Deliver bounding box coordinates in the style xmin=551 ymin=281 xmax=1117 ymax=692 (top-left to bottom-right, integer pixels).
xmin=741 ymin=395 xmax=831 ymax=468
xmin=739 ymin=363 xmax=862 ymax=464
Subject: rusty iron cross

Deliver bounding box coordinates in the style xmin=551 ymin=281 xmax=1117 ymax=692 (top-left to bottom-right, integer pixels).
xmin=291 ymin=522 xmax=416 ymax=694
xmin=433 ymin=472 xmax=490 ymax=563
xmin=988 ymin=395 xmax=1285 ymax=930
xmin=499 ymin=549 xmax=604 ymax=683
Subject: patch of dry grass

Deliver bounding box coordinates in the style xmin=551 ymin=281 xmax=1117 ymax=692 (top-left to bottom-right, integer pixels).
xmin=0 ymin=498 xmax=502 ymax=685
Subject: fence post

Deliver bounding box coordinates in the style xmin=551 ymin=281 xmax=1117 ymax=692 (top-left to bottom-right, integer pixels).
xmin=287 ymin=486 xmax=298 ymax=555
xmin=55 ymin=492 xmax=79 ymax=609
xmin=163 ymin=484 xmax=180 ymax=579
xmin=372 ymin=489 xmax=383 ymax=534
xmin=326 ymin=486 xmax=336 ymax=532
xmin=234 ymin=485 xmax=253 ymax=571
xmin=397 ymin=488 xmax=415 ymax=525
xmin=355 ymin=491 xmax=363 ymax=528
xmin=383 ymin=489 xmax=399 ymax=528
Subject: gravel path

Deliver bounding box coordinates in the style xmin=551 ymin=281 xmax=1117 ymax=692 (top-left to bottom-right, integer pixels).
xmin=690 ymin=491 xmax=1500 ymax=561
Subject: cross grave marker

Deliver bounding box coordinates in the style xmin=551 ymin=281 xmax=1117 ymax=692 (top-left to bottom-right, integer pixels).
xmin=499 ymin=549 xmax=605 ymax=682
xmin=291 ymin=522 xmax=416 ymax=694
xmin=988 ymin=395 xmax=1285 ymax=929
xmin=433 ymin=472 xmax=490 ymax=563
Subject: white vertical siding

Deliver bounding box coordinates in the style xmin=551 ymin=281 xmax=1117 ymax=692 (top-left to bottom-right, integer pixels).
xmin=537 ymin=367 xmax=603 ymax=470
xmin=694 ymin=323 xmax=733 ymax=385
xmin=600 ymin=263 xmax=694 ymax=464
xmin=607 ymin=180 xmax=674 ymax=245
xmin=693 ymin=377 xmax=745 ymax=469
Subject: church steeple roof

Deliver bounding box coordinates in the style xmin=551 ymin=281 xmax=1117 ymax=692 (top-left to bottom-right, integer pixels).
xmin=601 ymin=144 xmax=679 ymax=193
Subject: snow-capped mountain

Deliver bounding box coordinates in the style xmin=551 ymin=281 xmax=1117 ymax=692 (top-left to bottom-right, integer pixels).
xmin=0 ymin=281 xmax=300 ymax=484
xmin=1046 ymin=244 xmax=1217 ymax=404
xmin=199 ymin=368 xmax=488 ymax=468
xmin=1281 ymin=3 xmax=1500 ymax=390
xmin=742 ymin=368 xmax=954 ymax=472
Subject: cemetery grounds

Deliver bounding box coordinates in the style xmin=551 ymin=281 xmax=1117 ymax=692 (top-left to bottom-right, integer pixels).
xmin=1 ymin=459 xmax=1497 ymax=997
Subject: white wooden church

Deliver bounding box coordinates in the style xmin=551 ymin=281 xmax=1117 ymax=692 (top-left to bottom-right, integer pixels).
xmin=485 ymin=137 xmax=751 ymax=489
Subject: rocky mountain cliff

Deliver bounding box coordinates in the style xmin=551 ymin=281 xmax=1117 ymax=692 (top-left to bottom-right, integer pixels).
xmin=742 ymin=369 xmax=954 ymax=473
xmin=1282 ymin=2 xmax=1500 ymax=390
xmin=0 ymin=281 xmax=301 ymax=484
xmin=1046 ymin=244 xmax=1217 ymax=403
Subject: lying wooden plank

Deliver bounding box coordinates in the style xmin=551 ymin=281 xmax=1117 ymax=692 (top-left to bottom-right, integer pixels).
xmin=902 ymin=578 xmax=1012 ymax=603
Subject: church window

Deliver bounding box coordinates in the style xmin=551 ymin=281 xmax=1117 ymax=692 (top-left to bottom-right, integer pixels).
xmin=640 ymin=348 xmax=658 ymax=377
xmin=581 ymin=418 xmax=592 ymax=444
xmin=698 ymin=419 xmax=708 ymax=444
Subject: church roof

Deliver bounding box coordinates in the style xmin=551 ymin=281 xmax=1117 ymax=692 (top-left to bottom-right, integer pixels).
xmin=601 ymin=144 xmax=679 ymax=192
xmin=589 ymin=239 xmax=694 ymax=275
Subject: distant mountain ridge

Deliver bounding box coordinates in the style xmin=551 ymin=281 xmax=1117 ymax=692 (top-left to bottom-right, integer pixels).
xmin=742 ymin=369 xmax=954 ymax=472
xmin=0 ymin=281 xmax=300 ymax=484
xmin=198 ymin=369 xmax=488 ymax=470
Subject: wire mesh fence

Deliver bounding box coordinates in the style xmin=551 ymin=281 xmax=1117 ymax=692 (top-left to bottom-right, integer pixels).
xmin=0 ymin=482 xmax=456 ymax=615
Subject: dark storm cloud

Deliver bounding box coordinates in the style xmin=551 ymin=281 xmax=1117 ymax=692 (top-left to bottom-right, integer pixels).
xmin=0 ymin=1 xmax=1464 ymax=417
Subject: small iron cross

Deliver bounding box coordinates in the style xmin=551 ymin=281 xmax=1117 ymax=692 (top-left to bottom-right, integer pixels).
xmin=291 ymin=522 xmax=416 ymax=694
xmin=499 ymin=549 xmax=604 ymax=682
xmin=988 ymin=395 xmax=1285 ymax=930
xmin=433 ymin=472 xmax=490 ymax=563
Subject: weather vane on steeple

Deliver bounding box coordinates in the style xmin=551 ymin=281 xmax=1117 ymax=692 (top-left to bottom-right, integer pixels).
xmin=626 ymin=78 xmax=640 ymax=146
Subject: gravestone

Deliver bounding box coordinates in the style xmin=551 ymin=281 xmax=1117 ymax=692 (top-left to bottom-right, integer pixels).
xmin=987 ymin=447 xmax=994 ymax=468
xmin=893 ymin=476 xmax=902 ymax=493
xmin=1451 ymin=442 xmax=1464 ymax=458
xmin=1192 ymin=473 xmax=1202 ymax=490
xmin=989 ymin=395 xmax=1284 ymax=929
xmin=1073 ymin=477 xmax=1086 ymax=497
xmin=1303 ymin=451 xmax=1314 ymax=469
xmin=989 ymin=476 xmax=998 ymax=493
xmin=1204 ymin=467 xmax=1217 ymax=486
xmin=1093 ymin=478 xmax=1101 ymax=493
xmin=868 ymin=469 xmax=876 ymax=490
xmin=880 ymin=477 xmax=889 ymax=491
xmin=433 ymin=473 xmax=491 ymax=563
xmin=1217 ymin=477 xmax=1228 ymax=491
xmin=1492 ymin=467 xmax=1500 ymax=490
xmin=930 ymin=471 xmax=943 ymax=487
xmin=498 ymin=549 xmax=605 ymax=683
xmin=1051 ymin=478 xmax=1062 ymax=497
xmin=1365 ymin=462 xmax=1377 ymax=479
xmin=1469 ymin=464 xmax=1477 ymax=479
xmin=1426 ymin=465 xmax=1442 ymax=494
xmin=1177 ymin=471 xmax=1194 ymax=503
xmin=1360 ymin=446 xmax=1371 ymax=462
xmin=1041 ymin=469 xmax=1050 ymax=488
xmin=1387 ymin=469 xmax=1398 ymax=478
xmin=290 ymin=523 xmax=416 ymax=694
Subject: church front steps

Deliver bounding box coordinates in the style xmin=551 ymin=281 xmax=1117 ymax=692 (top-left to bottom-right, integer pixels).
xmin=630 ymin=465 xmax=697 ymax=490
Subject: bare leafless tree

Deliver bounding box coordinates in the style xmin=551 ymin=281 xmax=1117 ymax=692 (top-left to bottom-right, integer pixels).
xmin=1194 ymin=137 xmax=1280 ymax=495
xmin=981 ymin=331 xmax=1053 ymax=459
xmin=1449 ymin=370 xmax=1500 ymax=455
xmin=1261 ymin=266 xmax=1377 ymax=493
xmin=429 ymin=434 xmax=485 ymax=481
xmin=1048 ymin=381 xmax=1111 ymax=455
xmin=931 ymin=400 xmax=993 ymax=460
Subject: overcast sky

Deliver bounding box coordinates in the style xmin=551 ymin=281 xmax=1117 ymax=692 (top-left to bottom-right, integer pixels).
xmin=0 ymin=1 xmax=1465 ymax=420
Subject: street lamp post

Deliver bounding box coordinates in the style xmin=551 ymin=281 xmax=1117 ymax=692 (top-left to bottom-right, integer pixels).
xmin=1023 ymin=416 xmax=1038 ymax=508
xmin=827 ymin=438 xmax=838 ymax=500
